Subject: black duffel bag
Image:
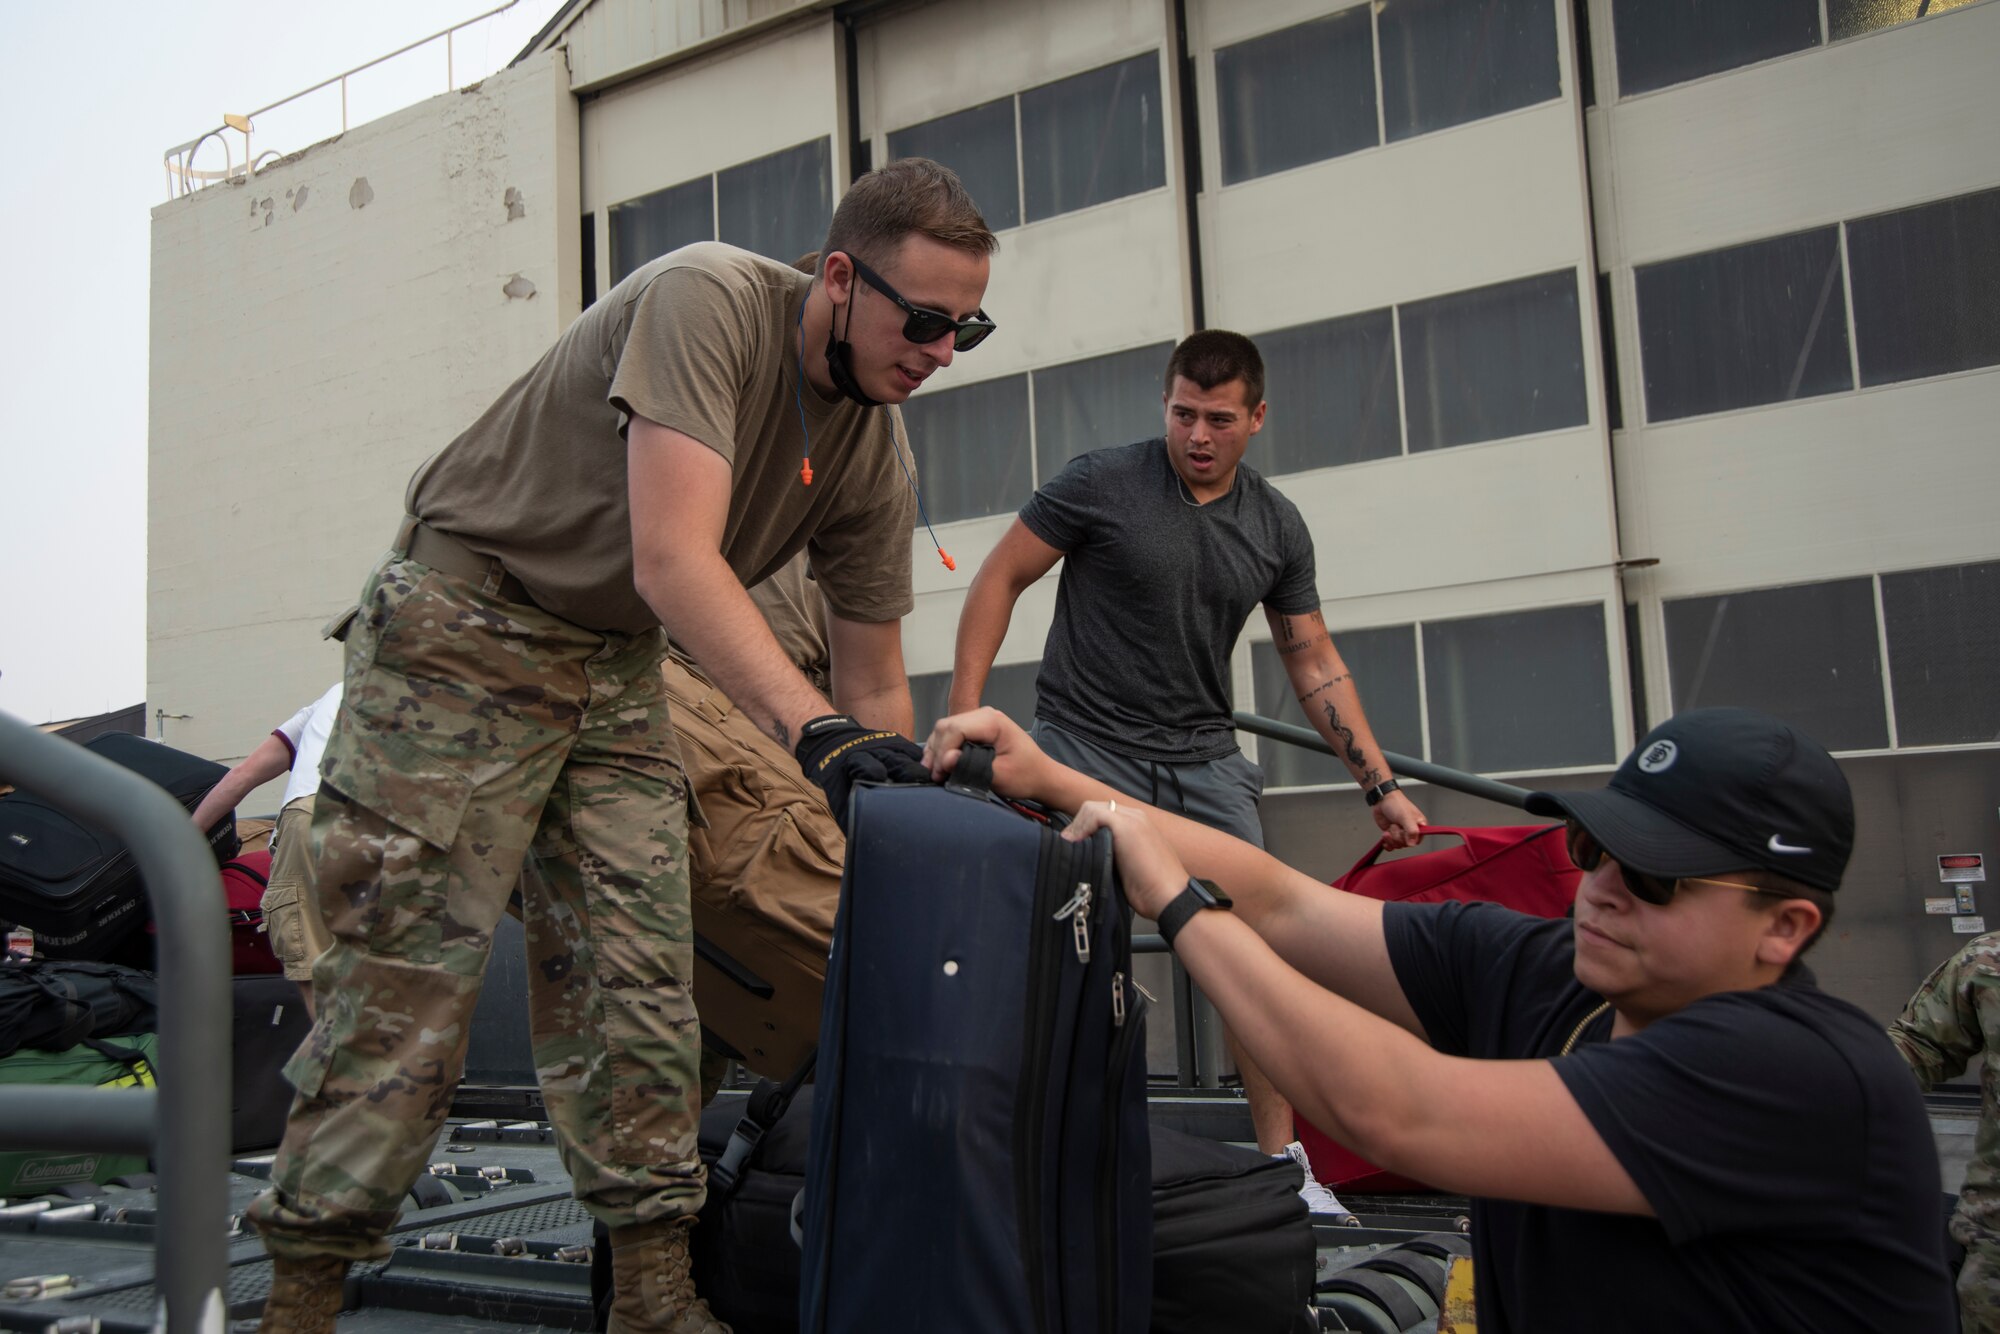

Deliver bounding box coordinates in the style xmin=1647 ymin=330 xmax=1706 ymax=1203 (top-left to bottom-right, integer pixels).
xmin=0 ymin=959 xmax=157 ymax=1058
xmin=670 ymin=1063 xmax=1316 ymax=1334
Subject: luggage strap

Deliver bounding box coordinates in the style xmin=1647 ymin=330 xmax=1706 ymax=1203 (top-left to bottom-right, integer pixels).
xmin=710 ymin=1049 xmax=817 ymax=1202
xmin=393 ymin=515 xmax=533 ymax=606
xmin=942 ymin=742 xmax=995 ymax=799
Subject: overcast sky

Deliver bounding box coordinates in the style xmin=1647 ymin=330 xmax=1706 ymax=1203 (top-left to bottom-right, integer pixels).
xmin=0 ymin=0 xmax=568 ymax=726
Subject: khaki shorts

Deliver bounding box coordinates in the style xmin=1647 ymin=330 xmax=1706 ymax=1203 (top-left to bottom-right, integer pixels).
xmin=263 ymin=795 xmax=334 ymax=982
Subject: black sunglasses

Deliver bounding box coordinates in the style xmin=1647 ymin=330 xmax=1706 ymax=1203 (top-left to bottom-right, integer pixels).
xmin=847 ymin=255 xmax=997 ymax=352
xmin=1565 ymin=821 xmax=1781 ymax=907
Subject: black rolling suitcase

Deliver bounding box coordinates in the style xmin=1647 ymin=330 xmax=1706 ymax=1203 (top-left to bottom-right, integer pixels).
xmin=0 ymin=733 xmax=238 ymax=960
xmin=799 ymin=749 xmax=1152 ymax=1334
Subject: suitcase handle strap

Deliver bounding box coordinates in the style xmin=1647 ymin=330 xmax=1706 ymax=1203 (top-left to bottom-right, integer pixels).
xmin=710 ymin=1049 xmax=818 ymax=1202
xmin=1338 ymin=826 xmax=1475 ymax=889
xmin=942 ymin=742 xmax=996 ymax=799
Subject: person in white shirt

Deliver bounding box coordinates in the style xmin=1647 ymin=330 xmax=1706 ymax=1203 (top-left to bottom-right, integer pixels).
xmin=191 ymin=683 xmax=342 ymax=1013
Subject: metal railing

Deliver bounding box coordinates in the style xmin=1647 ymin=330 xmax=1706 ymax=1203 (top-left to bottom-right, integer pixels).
xmin=0 ymin=713 xmax=232 ymax=1329
xmin=162 ymin=1 xmax=520 ymax=199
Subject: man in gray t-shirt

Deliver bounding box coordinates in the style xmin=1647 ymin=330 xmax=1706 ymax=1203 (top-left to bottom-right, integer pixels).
xmin=949 ymin=330 xmax=1424 ymax=1209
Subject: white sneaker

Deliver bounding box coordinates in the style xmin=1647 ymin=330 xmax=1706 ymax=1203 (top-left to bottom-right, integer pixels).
xmin=1280 ymin=1140 xmax=1358 ymax=1222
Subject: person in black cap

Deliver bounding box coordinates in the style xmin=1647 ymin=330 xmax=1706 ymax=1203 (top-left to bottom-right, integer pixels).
xmin=921 ymin=705 xmax=1955 ymax=1332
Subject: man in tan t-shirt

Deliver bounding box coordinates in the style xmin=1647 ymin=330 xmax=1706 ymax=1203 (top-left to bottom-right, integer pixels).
xmin=249 ymin=159 xmax=998 ymax=1334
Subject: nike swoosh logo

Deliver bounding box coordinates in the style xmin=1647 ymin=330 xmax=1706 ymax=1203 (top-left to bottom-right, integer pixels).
xmin=1768 ymin=835 xmax=1813 ymax=855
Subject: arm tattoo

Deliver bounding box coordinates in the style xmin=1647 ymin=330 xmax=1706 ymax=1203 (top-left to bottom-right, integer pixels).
xmin=1296 ymin=674 xmax=1353 ymax=704
xmin=1318 ymin=699 xmax=1369 ymax=774
xmin=1277 ymin=612 xmax=1330 ymax=656
xmin=772 ymin=721 xmax=791 ymax=748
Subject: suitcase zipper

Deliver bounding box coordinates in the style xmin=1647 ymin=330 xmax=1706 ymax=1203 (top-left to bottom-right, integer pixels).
xmin=1017 ymin=828 xmax=1082 ymax=1334
xmin=1052 ymin=881 xmax=1093 ymax=962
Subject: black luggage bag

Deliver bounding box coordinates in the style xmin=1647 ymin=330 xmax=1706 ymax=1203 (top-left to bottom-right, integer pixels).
xmin=231 ymin=974 xmax=313 ymax=1151
xmin=0 ymin=733 xmax=238 ymax=960
xmin=692 ymin=1078 xmax=1316 ymax=1333
xmin=798 ymin=750 xmax=1152 ymax=1333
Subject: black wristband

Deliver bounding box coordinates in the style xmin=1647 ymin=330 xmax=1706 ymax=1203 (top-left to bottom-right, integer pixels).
xmin=1157 ymin=877 xmax=1232 ymax=949
xmin=1364 ymin=778 xmax=1401 ymax=807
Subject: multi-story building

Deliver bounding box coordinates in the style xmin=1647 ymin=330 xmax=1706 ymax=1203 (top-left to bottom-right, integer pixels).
xmin=149 ymin=0 xmax=2000 ymax=1026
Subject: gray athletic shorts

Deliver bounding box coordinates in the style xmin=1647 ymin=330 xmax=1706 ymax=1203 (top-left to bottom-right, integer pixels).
xmin=1029 ymin=719 xmax=1266 ymax=849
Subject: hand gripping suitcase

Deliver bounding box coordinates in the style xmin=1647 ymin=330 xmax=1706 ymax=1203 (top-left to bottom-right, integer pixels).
xmin=1298 ymin=825 xmax=1580 ymax=1194
xmin=799 ymin=748 xmax=1152 ymax=1334
xmin=0 ymin=733 xmax=239 ymax=960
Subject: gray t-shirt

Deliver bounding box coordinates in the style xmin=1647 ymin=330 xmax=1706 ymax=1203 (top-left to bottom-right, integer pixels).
xmin=1019 ymin=440 xmax=1319 ymax=763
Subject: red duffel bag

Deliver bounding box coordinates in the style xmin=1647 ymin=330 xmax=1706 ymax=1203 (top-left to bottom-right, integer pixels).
xmin=1295 ymin=824 xmax=1580 ymax=1193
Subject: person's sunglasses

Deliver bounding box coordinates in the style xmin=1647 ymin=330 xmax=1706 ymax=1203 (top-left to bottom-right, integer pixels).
xmin=848 ymin=255 xmax=997 ymax=352
xmin=1565 ymin=821 xmax=1784 ymax=906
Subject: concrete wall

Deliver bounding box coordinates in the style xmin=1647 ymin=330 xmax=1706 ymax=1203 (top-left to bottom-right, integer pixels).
xmin=146 ymin=50 xmax=579 ymax=812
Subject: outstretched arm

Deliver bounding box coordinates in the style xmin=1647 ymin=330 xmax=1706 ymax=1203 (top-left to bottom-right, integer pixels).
xmin=922 ymin=706 xmax=1424 ymax=1035
xmin=191 ymin=733 xmax=295 ymax=830
xmin=1267 ymin=607 xmax=1425 ymax=848
xmin=948 ymin=519 xmax=1063 ymax=715
xmin=1067 ymin=799 xmax=1647 ymax=1217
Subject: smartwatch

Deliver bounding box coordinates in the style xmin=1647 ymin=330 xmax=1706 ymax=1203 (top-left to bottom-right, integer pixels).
xmin=1364 ymin=778 xmax=1402 ymax=807
xmin=1157 ymin=877 xmax=1233 ymax=949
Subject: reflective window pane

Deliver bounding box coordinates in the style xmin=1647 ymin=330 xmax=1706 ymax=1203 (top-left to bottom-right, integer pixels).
xmin=1252 ymin=626 xmax=1422 ymax=788
xmin=1663 ymin=580 xmax=1888 ymax=752
xmin=1847 ymin=186 xmax=2000 ymax=387
xmin=1635 ymin=227 xmax=1853 ymax=422
xmin=1424 ymin=604 xmax=1616 ymax=773
xmin=1400 ymin=269 xmax=1588 ymax=451
xmin=888 ymin=98 xmax=1020 ymax=231
xmin=1380 ymin=0 xmax=1562 ymax=141
xmin=1020 ymin=53 xmax=1168 ymax=222
xmin=900 ymin=374 xmax=1032 ymax=525
xmin=608 ymin=178 xmax=712 ymax=285
xmin=1830 ymin=0 xmax=1983 ymax=41
xmin=717 ymin=138 xmax=832 ymax=265
xmin=1031 ymin=343 xmax=1176 ymax=482
xmin=1247 ymin=308 xmax=1401 ymax=474
xmin=1881 ymin=560 xmax=2000 ymax=747
xmin=1215 ymin=8 xmax=1378 ymax=185
xmin=910 ymin=661 xmax=1042 ymax=736
xmin=1612 ymin=0 xmax=1821 ymax=97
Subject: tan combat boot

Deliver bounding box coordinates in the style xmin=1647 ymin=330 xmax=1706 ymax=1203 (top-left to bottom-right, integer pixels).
xmin=257 ymin=1253 xmax=350 ymax=1333
xmin=605 ymin=1217 xmax=731 ymax=1334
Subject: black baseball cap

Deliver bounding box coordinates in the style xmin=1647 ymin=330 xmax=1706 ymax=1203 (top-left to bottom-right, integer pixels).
xmin=1525 ymin=707 xmax=1853 ymax=894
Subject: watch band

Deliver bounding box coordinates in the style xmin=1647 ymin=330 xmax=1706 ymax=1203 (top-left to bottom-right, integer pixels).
xmin=1158 ymin=877 xmax=1229 ymax=948
xmin=1364 ymin=778 xmax=1402 ymax=807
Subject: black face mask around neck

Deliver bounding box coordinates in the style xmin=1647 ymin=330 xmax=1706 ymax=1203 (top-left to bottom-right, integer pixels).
xmin=823 ymin=282 xmax=883 ymax=409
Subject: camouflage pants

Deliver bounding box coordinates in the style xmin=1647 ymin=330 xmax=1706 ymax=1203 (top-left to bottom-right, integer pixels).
xmin=247 ymin=556 xmax=701 ymax=1261
xmin=1956 ymin=1226 xmax=2000 ymax=1334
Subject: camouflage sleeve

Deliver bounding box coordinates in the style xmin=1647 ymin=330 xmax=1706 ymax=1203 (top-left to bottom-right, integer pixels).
xmin=1887 ymin=932 xmax=2000 ymax=1091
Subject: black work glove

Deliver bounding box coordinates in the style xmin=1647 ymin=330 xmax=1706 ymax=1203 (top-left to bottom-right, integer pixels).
xmin=795 ymin=713 xmax=932 ymax=832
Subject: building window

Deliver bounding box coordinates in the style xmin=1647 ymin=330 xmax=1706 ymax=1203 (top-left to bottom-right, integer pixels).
xmin=1214 ymin=8 xmax=1378 ymax=185
xmin=887 ymin=97 xmax=1020 ymax=231
xmin=1379 ymin=0 xmax=1563 ymax=140
xmin=1880 ymin=560 xmax=2000 ymax=747
xmin=900 ymin=375 xmax=1033 ymax=526
xmin=581 ymin=213 xmax=597 ymax=309
xmin=910 ymin=661 xmax=1042 ymax=735
xmin=1250 ymin=625 xmax=1422 ymax=788
xmin=1031 ymin=343 xmax=1176 ymax=483
xmin=1400 ymin=269 xmax=1589 ymax=451
xmin=1248 ymin=308 xmax=1401 ymax=475
xmin=1829 ymin=0 xmax=1984 ymax=41
xmin=1423 ymin=603 xmax=1616 ymax=773
xmin=1845 ymin=186 xmax=2000 ymax=387
xmin=717 ymin=137 xmax=832 ymax=267
xmin=608 ymin=177 xmax=712 ymax=286
xmin=1611 ymin=0 xmax=1822 ymax=97
xmin=1663 ymin=579 xmax=1887 ymax=752
xmin=1635 ymin=227 xmax=1852 ymax=422
xmin=1019 ymin=53 xmax=1168 ymax=222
